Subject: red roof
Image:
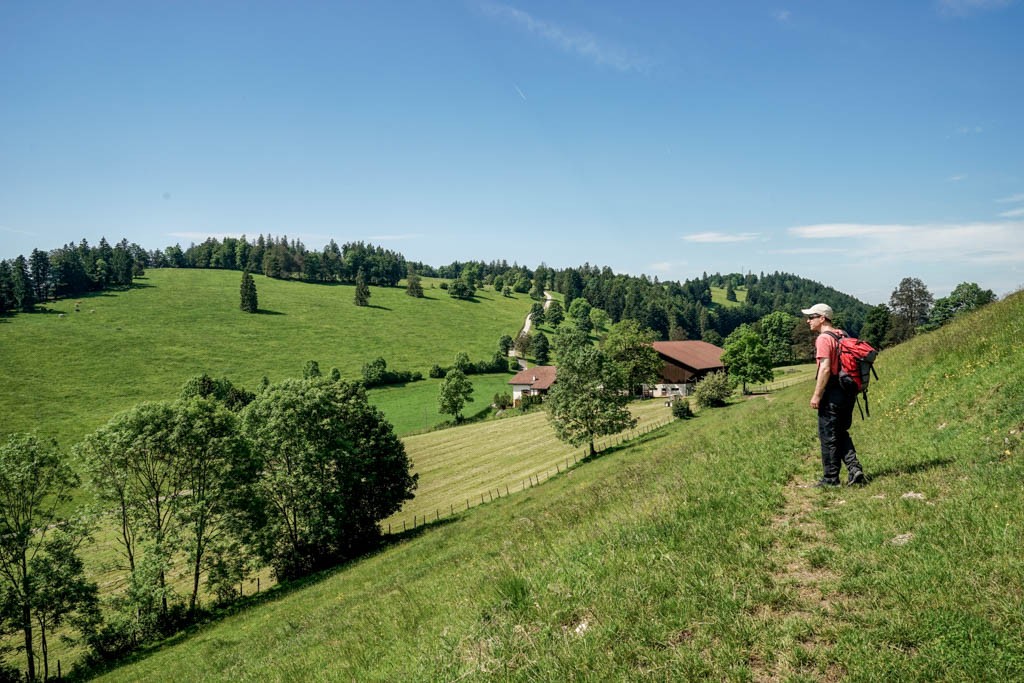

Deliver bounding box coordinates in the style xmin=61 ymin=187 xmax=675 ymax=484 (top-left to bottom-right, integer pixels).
xmin=651 ymin=341 xmax=724 ymax=371
xmin=508 ymin=365 xmax=557 ymax=390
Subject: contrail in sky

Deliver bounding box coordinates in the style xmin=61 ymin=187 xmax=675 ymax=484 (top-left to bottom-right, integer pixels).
xmin=514 ymin=84 xmax=527 ymax=101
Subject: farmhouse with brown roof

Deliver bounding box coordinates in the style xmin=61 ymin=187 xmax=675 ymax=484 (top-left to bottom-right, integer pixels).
xmin=508 ymin=365 xmax=557 ymax=406
xmin=648 ymin=340 xmax=725 ymax=397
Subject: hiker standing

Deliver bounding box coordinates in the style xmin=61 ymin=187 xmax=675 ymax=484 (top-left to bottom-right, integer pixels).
xmin=804 ymin=303 xmax=866 ymax=487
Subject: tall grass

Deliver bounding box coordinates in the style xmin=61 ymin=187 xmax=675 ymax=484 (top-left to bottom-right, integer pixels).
xmin=85 ymin=291 xmax=1024 ymax=682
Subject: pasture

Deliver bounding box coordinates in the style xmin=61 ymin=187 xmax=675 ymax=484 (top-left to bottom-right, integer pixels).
xmin=85 ymin=291 xmax=1024 ymax=682
xmin=0 ymin=269 xmax=529 ymax=447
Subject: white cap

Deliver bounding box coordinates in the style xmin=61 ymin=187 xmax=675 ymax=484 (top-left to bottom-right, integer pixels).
xmin=800 ymin=303 xmax=833 ymax=319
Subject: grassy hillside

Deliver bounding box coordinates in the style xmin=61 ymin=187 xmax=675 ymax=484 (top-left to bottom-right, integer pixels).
xmin=0 ymin=269 xmax=529 ymax=447
xmin=87 ymin=293 xmax=1024 ymax=681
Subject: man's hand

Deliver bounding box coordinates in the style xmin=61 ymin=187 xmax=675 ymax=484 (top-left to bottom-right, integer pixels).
xmin=810 ymin=395 xmax=821 ymax=409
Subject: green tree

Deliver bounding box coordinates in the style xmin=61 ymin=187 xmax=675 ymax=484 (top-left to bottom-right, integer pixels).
xmin=303 ymin=360 xmax=323 ymax=379
xmin=546 ymin=327 xmax=636 ymax=457
xmin=11 ymin=255 xmax=34 ymax=313
xmin=354 ymin=268 xmax=371 ymax=306
xmin=928 ymin=282 xmax=996 ymax=328
xmin=0 ymin=434 xmax=80 ymax=683
xmin=888 ymin=277 xmax=933 ymax=344
xmin=513 ymin=331 xmax=532 ymax=359
xmin=453 ymin=351 xmax=472 ymax=374
xmin=405 ymin=266 xmax=424 ymax=298
xmin=78 ymin=402 xmax=184 ymax=619
xmin=545 ymin=300 xmax=565 ymax=327
xmin=240 ymin=270 xmax=258 ymax=313
xmin=568 ymin=298 xmax=593 ymax=333
xmin=438 ymin=369 xmax=474 ymax=423
xmin=603 ymin=320 xmax=663 ymax=396
xmin=529 ymin=302 xmax=546 ymax=327
xmin=859 ymin=304 xmax=891 ymax=349
xmin=172 ymin=398 xmax=255 ymax=612
xmin=242 ymin=379 xmax=416 ymax=580
xmin=28 ymin=522 xmax=99 ymax=681
xmin=28 ymin=248 xmax=51 ymax=304
xmin=725 ymin=281 xmax=736 ymax=302
xmin=532 ymin=330 xmax=550 ymax=364
xmin=448 ymin=279 xmax=473 ymax=300
xmin=693 ymin=371 xmax=736 ymax=408
xmin=756 ymin=311 xmax=799 ymax=365
xmin=589 ymin=307 xmax=611 ymax=335
xmin=721 ymin=324 xmax=774 ymax=394
xmin=498 ymin=334 xmax=514 ymax=357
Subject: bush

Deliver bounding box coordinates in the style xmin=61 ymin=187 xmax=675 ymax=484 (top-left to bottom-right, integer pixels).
xmin=672 ymin=398 xmax=694 ymax=419
xmin=493 ymin=392 xmax=513 ymax=410
xmin=361 ymin=357 xmax=423 ymax=388
xmin=693 ymin=371 xmax=735 ymax=408
xmin=429 ymin=364 xmax=447 ymax=379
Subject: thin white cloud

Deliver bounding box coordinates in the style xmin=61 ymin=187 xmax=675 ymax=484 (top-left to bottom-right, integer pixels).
xmin=996 ymin=193 xmax=1024 ymax=203
xmin=773 ymin=9 xmax=792 ymax=22
xmin=0 ymin=225 xmax=35 ymax=236
xmin=789 ymin=221 xmax=1024 ymax=264
xmin=477 ymin=1 xmax=650 ymax=73
xmin=682 ymin=231 xmax=761 ymax=243
xmin=514 ymin=84 xmax=527 ymax=101
xmin=947 ymin=174 xmax=967 ymax=182
xmin=999 ymin=208 xmax=1024 ymax=218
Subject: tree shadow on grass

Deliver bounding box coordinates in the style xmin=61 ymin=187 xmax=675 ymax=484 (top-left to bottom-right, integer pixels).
xmin=364 ymin=304 xmax=392 ymax=311
xmin=256 ymin=309 xmax=285 ymax=316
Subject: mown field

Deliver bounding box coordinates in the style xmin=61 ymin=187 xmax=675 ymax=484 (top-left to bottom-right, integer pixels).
xmin=83 ymin=292 xmax=1024 ymax=681
xmin=0 ymin=269 xmax=529 ymax=447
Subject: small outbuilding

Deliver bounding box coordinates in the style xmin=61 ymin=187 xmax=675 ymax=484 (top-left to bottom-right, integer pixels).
xmin=508 ymin=365 xmax=557 ymax=406
xmin=648 ymin=341 xmax=725 ymax=398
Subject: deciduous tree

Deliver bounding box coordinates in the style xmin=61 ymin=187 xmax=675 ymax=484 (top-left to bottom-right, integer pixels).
xmin=546 ymin=327 xmax=636 ymax=457
xmin=603 ymin=320 xmax=662 ymax=396
xmin=438 ymin=369 xmax=474 ymax=423
xmin=721 ymin=324 xmax=774 ymax=394
xmin=242 ymin=379 xmax=416 ymax=580
xmin=0 ymin=434 xmax=80 ymax=683
xmin=888 ymin=277 xmax=933 ymax=344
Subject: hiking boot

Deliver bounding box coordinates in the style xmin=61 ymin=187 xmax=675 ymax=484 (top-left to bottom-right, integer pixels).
xmin=848 ymin=470 xmax=866 ymax=486
xmin=813 ymin=478 xmax=840 ymax=488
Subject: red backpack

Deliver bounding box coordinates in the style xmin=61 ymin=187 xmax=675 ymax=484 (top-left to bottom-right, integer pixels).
xmin=825 ymin=331 xmax=879 ymax=417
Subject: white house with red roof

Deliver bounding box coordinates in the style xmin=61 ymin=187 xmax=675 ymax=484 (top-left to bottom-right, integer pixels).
xmin=508 ymin=365 xmax=557 ymax=406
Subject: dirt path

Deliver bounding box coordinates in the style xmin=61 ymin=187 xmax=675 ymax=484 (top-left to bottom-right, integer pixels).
xmin=511 ymin=291 xmax=554 ymax=369
xmin=750 ymin=478 xmax=845 ymax=681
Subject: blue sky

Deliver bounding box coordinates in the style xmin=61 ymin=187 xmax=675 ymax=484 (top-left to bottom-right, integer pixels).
xmin=2 ymin=1 xmax=1022 ymax=304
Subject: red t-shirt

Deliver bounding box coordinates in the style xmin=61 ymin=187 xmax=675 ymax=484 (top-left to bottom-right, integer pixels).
xmin=815 ymin=330 xmax=845 ymax=376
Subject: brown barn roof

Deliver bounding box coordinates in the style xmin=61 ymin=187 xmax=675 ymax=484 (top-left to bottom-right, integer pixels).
xmin=651 ymin=341 xmax=724 ymax=371
xmin=508 ymin=365 xmax=557 ymax=390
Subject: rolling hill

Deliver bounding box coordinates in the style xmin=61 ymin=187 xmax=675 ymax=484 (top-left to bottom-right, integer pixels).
xmin=0 ymin=268 xmax=530 ymax=448
xmin=84 ymin=291 xmax=1023 ymax=681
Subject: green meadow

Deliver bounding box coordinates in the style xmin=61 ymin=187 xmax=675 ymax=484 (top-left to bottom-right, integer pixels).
xmin=82 ymin=291 xmax=1024 ymax=681
xmin=0 ymin=269 xmax=529 ymax=447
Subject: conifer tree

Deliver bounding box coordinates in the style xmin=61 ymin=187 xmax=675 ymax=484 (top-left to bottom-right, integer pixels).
xmin=240 ymin=270 xmax=258 ymax=313
xmin=354 ymin=268 xmax=370 ymax=306
xmin=405 ymin=266 xmax=424 ymax=298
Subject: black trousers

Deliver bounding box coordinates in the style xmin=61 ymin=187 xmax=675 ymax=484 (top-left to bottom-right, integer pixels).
xmin=817 ymin=379 xmax=863 ymax=483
